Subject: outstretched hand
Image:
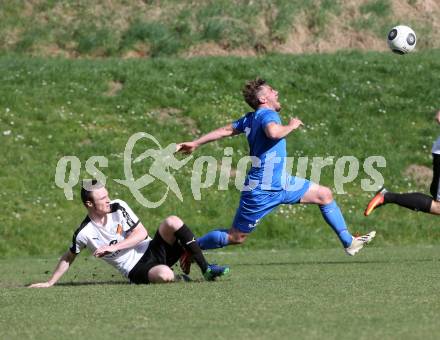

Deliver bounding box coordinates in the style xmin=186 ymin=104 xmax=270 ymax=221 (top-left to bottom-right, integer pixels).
xmin=28 ymin=282 xmax=53 ymax=288
xmin=288 ymin=117 xmax=304 ymax=130
xmin=176 ymin=141 xmax=198 ymax=154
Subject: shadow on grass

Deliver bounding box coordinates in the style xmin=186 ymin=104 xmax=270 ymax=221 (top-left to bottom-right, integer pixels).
xmin=56 ymin=280 xmax=130 ymax=286
xmin=11 ymin=280 xmax=130 ymax=288
xmin=22 ymin=273 xmax=194 ymax=287
xmin=233 ymin=258 xmax=439 ymax=267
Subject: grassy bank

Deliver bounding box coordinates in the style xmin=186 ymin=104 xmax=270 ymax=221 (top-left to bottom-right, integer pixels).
xmin=1 ymin=0 xmax=439 ymax=57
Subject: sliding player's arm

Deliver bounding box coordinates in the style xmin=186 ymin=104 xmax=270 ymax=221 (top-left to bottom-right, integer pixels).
xmin=28 ymin=250 xmax=77 ymax=288
xmin=177 ymin=124 xmax=240 ymax=154
xmin=264 ymin=118 xmax=303 ymax=140
xmin=93 ymin=223 xmax=148 ymax=258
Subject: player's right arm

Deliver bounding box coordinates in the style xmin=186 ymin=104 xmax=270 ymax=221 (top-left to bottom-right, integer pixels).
xmin=28 ymin=250 xmax=77 ymax=288
xmin=264 ymin=118 xmax=303 ymax=140
xmin=177 ymin=123 xmax=240 ymax=154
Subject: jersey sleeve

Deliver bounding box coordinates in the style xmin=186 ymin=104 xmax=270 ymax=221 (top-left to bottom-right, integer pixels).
xmin=231 ymin=114 xmax=247 ymax=133
xmin=69 ymin=230 xmax=87 ymax=254
xmin=432 ymin=136 xmax=440 ymax=154
xmin=114 ymin=200 xmax=140 ymax=231
xmin=260 ymin=110 xmax=281 ymax=129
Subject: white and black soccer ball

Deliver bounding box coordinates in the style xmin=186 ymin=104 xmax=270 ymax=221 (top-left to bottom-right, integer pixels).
xmin=387 ymin=25 xmax=416 ymax=54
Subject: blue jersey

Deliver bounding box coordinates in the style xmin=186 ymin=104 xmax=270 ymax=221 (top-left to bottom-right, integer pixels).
xmin=232 ymin=108 xmax=288 ymax=191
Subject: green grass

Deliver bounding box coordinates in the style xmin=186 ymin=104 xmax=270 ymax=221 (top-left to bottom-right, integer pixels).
xmin=1 ymin=51 xmax=440 ymax=257
xmin=360 ymin=0 xmax=392 ymax=17
xmin=2 ymin=246 xmax=440 ymax=339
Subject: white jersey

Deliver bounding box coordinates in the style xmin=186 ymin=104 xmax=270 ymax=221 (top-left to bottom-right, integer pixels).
xmin=432 ymin=136 xmax=440 ymax=155
xmin=69 ymin=199 xmax=151 ymax=278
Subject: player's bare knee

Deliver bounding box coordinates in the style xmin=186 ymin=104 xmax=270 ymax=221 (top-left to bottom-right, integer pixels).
xmin=320 ymin=186 xmax=333 ymax=204
xmin=430 ymin=200 xmax=440 ymax=215
xmin=236 ymin=236 xmax=247 ymax=244
xmin=228 ymin=232 xmax=248 ymax=244
xmin=158 ymin=271 xmax=174 ymax=283
xmin=163 ymin=215 xmax=184 ymax=231
xmin=148 ymin=266 xmax=175 ymax=283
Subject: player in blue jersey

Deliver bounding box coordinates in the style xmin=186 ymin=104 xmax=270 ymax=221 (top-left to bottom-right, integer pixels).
xmin=177 ymin=78 xmax=375 ymax=272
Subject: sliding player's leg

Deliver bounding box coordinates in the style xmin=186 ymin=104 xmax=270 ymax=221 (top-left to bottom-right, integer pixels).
xmin=159 ymin=216 xmax=229 ymax=280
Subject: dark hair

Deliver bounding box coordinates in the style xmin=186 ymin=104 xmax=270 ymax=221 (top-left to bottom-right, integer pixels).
xmin=242 ymin=78 xmax=267 ymax=110
xmin=80 ymin=179 xmax=103 ymax=206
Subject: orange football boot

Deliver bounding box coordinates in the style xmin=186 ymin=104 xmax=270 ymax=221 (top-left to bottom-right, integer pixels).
xmin=364 ymin=188 xmax=387 ymax=216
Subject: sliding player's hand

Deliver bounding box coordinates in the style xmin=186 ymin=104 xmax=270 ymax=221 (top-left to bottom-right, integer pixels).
xmin=93 ymin=245 xmax=115 ymax=258
xmin=28 ymin=281 xmax=53 ymax=288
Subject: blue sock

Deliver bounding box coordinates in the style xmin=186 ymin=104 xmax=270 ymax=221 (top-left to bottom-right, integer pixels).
xmin=197 ymin=229 xmax=229 ymax=250
xmin=319 ymin=201 xmax=353 ymax=248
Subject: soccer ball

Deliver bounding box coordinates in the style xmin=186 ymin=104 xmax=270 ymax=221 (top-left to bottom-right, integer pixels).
xmin=387 ymin=25 xmax=416 ymax=54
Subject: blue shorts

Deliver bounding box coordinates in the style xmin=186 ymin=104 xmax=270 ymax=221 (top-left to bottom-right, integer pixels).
xmin=232 ymin=176 xmax=311 ymax=233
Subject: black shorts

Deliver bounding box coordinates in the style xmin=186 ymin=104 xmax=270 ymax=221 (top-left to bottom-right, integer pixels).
xmin=128 ymin=231 xmax=183 ymax=284
xmin=430 ymin=153 xmax=440 ymax=201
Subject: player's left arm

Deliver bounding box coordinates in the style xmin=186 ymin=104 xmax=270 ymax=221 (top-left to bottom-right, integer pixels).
xmin=264 ymin=118 xmax=303 ymax=140
xmin=93 ymin=223 xmax=148 ymax=258
xmin=177 ymin=123 xmax=240 ymax=154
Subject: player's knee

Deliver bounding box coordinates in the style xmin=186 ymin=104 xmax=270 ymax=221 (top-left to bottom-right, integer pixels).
xmin=157 ymin=271 xmax=174 ymax=283
xmin=430 ymin=200 xmax=440 ymax=215
xmin=234 ymin=237 xmax=247 ymax=245
xmin=148 ymin=266 xmax=175 ymax=283
xmin=319 ymin=186 xmax=333 ymax=204
xmin=228 ymin=231 xmax=248 ymax=244
xmin=163 ymin=215 xmax=184 ymax=230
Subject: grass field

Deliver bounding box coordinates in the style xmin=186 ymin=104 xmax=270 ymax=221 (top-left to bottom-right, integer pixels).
xmin=2 ymin=245 xmax=440 ymax=339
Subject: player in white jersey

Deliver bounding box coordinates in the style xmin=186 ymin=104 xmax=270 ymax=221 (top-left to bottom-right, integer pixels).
xmin=365 ymin=110 xmax=440 ymax=216
xmin=29 ymin=181 xmax=229 ymax=287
